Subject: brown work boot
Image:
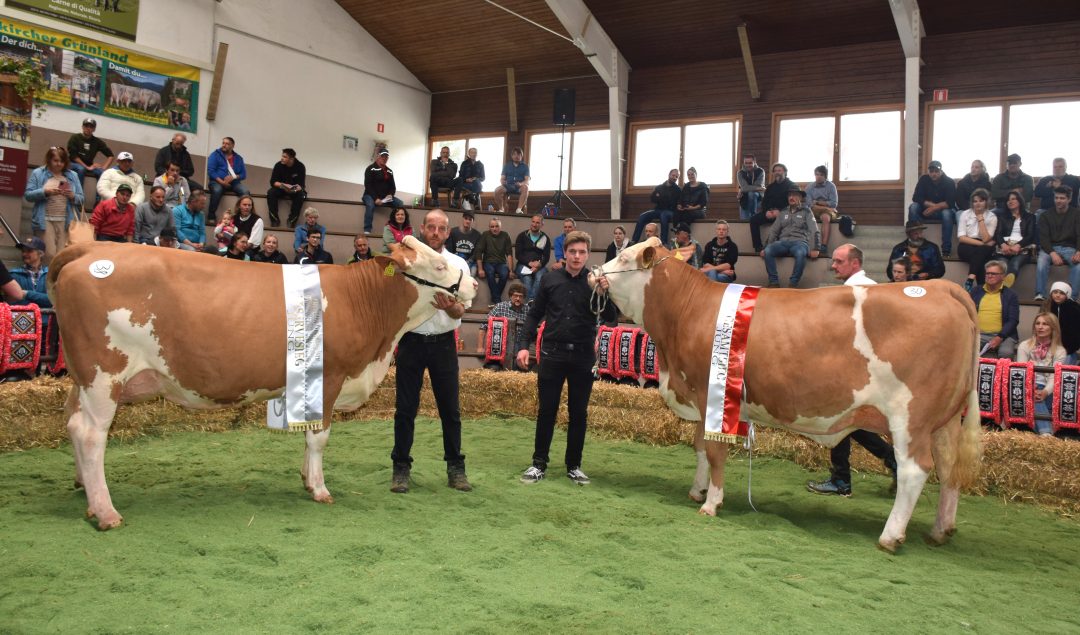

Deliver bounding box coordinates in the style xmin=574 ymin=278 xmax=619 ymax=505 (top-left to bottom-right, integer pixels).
xmin=447 ymin=463 xmax=472 ymax=492
xmin=390 ymin=463 xmax=410 ymax=494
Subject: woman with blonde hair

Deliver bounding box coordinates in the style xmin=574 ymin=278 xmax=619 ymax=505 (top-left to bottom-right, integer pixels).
xmin=1016 ymin=312 xmax=1067 ymax=435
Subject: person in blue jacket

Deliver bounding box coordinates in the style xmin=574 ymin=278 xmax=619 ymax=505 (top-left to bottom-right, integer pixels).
xmin=206 ymin=136 xmax=250 ymax=222
xmin=24 ymin=146 xmax=84 ymax=258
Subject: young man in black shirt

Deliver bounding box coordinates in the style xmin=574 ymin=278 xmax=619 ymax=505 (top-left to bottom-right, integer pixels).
xmin=517 ymin=231 xmax=617 ymax=485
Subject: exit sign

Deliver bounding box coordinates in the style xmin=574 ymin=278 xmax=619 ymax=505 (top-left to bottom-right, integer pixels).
xmin=933 ymin=89 xmax=949 ymax=102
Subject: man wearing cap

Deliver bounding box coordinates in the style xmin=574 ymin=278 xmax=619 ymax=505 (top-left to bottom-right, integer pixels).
xmin=9 ymin=238 xmax=51 ymax=309
xmin=1035 ymin=186 xmax=1080 ymax=302
xmin=134 ymin=185 xmax=175 ymax=245
xmin=668 ymin=223 xmax=703 ymax=268
xmin=155 ymin=227 xmax=180 ymax=249
xmin=362 ymin=149 xmax=403 ymax=234
xmin=1033 ymin=158 xmax=1080 ymax=213
xmin=206 ymin=137 xmax=250 ymax=223
xmin=887 ymin=220 xmax=946 ymax=281
xmin=97 ymin=151 xmax=146 ymax=206
xmin=90 ymin=183 xmax=135 ymax=242
xmin=908 ymin=160 xmax=958 ymax=257
xmin=66 ymin=117 xmax=114 ymax=190
xmin=970 ymin=259 xmax=1019 ymax=360
xmin=761 ymin=185 xmax=820 ymax=288
xmin=449 ymin=212 xmax=481 ymax=274
xmin=990 ymin=154 xmax=1034 ymax=211
xmin=153 ymin=133 xmax=202 ymax=192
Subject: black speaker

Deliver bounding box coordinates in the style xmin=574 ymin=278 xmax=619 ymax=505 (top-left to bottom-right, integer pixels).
xmin=553 ymin=88 xmax=576 ymax=125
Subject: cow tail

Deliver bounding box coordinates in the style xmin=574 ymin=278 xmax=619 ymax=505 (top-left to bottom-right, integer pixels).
xmin=46 ymin=242 xmax=94 ymax=305
xmin=950 ymin=283 xmax=983 ymax=490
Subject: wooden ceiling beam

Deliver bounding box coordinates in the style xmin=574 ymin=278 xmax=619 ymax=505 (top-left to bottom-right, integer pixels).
xmin=736 ymin=24 xmax=760 ymax=101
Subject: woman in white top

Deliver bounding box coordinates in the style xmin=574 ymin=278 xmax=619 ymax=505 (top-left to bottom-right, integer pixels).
xmin=993 ymin=191 xmax=1036 ymax=288
xmin=1016 ymin=312 xmax=1067 ymax=435
xmin=957 ymin=188 xmax=997 ymax=291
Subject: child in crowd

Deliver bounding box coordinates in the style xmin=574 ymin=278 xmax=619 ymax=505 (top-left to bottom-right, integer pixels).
xmin=215 ymin=210 xmax=237 ymax=254
xmin=1016 ymin=312 xmax=1067 ymax=436
xmin=1043 ymin=281 xmax=1080 ymax=365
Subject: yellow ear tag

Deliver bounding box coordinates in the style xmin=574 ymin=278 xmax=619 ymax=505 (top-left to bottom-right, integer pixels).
xmin=384 ymin=263 xmax=396 ymax=276
xmin=674 ymin=249 xmax=685 ymax=260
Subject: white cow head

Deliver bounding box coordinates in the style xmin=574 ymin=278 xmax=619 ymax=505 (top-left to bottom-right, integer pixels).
xmin=391 ymin=235 xmax=478 ymax=330
xmin=591 ymin=237 xmax=666 ymax=324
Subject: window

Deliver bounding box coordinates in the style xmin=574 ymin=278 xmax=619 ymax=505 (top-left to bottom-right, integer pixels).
xmin=428 ymin=135 xmax=506 ymax=192
xmin=928 ymin=106 xmax=1002 ymax=178
xmin=629 ymin=118 xmax=740 ymax=189
xmin=1008 ymin=102 xmax=1080 ymax=173
xmin=526 ymin=128 xmax=611 ymax=191
xmin=774 ymin=108 xmax=901 ymax=184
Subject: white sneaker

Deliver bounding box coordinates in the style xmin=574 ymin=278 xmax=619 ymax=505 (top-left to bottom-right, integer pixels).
xmin=515 ymin=208 xmax=525 ymax=215
xmin=461 ymin=199 xmax=473 ymax=211
xmin=566 ymin=468 xmax=590 ymax=485
xmin=521 ymin=466 xmax=545 ymax=483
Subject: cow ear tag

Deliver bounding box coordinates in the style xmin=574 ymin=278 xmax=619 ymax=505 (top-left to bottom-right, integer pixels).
xmin=384 ymin=263 xmax=396 ymax=276
xmin=674 ymin=249 xmax=685 ymax=261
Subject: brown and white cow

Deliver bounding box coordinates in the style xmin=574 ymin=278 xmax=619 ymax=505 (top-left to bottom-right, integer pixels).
xmin=594 ymin=238 xmax=982 ymax=552
xmin=48 ymin=236 xmax=477 ymax=530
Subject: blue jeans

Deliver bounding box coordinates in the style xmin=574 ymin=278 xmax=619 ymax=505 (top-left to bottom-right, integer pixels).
xmin=1003 ymin=252 xmax=1031 ymax=278
xmin=739 ymin=192 xmax=761 ymax=220
xmin=632 ymin=208 xmax=674 ymax=244
xmin=520 ymin=267 xmax=545 ymax=300
xmin=69 ymin=162 xmax=103 ymax=190
xmin=764 ymin=240 xmax=810 ymax=286
xmin=705 ymin=270 xmax=736 ymax=283
xmin=363 ymin=194 xmax=405 ymax=233
xmin=453 ymin=178 xmax=482 ymax=203
xmin=1036 ymin=246 xmax=1080 ymax=299
xmin=208 ymin=180 xmax=250 ymax=219
xmin=908 ymin=203 xmax=957 ymax=254
xmin=483 ymin=262 xmax=510 ymax=301
xmin=1034 ymin=383 xmax=1053 ymax=435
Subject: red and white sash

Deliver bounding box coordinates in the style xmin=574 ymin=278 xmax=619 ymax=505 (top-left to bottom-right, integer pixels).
xmin=703 ymin=284 xmax=759 ymax=443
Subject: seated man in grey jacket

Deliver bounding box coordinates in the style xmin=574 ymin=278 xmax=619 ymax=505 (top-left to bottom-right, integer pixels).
xmin=761 ymin=185 xmax=821 ymax=288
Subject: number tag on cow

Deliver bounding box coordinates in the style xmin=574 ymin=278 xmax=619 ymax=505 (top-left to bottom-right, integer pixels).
xmin=89 ymin=260 xmax=115 ymax=278
xmin=903 ymin=286 xmax=926 ymax=298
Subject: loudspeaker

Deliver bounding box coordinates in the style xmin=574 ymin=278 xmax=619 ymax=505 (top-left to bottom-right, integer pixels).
xmin=553 ymin=88 xmax=576 ymax=125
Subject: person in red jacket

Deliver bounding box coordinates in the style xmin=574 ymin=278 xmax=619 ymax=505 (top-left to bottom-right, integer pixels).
xmin=90 ymin=182 xmax=135 ymax=242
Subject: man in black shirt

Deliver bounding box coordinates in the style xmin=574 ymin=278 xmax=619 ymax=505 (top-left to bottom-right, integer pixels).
xmin=449 ymin=211 xmax=482 ymax=274
xmin=267 ymin=148 xmax=307 ymax=228
xmin=701 ymin=220 xmax=739 ymax=282
xmin=517 ymin=231 xmax=617 ymax=485
xmin=295 ymin=229 xmax=333 ymax=264
xmin=0 ymin=260 xmax=27 ymax=302
xmin=749 ymin=163 xmax=794 ymax=252
xmin=631 ymin=168 xmax=681 ymax=244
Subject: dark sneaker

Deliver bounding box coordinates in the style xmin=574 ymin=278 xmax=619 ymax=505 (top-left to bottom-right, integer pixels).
xmin=390 ymin=464 xmax=410 ymax=494
xmin=520 ymin=466 xmax=545 ymax=483
xmin=447 ymin=464 xmax=472 ymax=492
xmin=566 ymin=468 xmax=590 ymax=485
xmin=806 ymin=478 xmax=851 ymax=497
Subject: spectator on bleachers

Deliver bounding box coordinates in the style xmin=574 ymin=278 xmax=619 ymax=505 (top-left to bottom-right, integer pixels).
xmin=890 ymin=256 xmax=912 ymax=282
xmin=669 ymin=223 xmax=703 ymax=268
xmin=994 ymin=190 xmax=1036 ymax=288
xmin=233 ymin=194 xmax=264 ymax=251
xmin=429 ymin=146 xmax=457 ymax=207
xmin=172 ymin=189 xmax=207 ymax=252
xmin=551 ymin=218 xmax=576 ymax=270
xmin=673 ymin=167 xmax=708 ymax=227
xmin=134 ymin=186 xmax=174 ymax=245
xmin=9 ymin=237 xmax=50 ymax=309
xmin=90 ymin=183 xmax=134 ymax=243
xmin=762 ymin=186 xmax=820 ymax=288
xmin=1035 ymin=185 xmax=1080 ymax=302
xmin=970 ymin=259 xmax=1018 ymax=360
xmin=252 ymin=234 xmax=289 ymax=264
xmin=382 ymin=207 xmax=414 ymax=253
xmin=154 ymin=133 xmax=201 ymax=192
xmin=990 ymin=153 xmax=1033 ymax=211
xmin=224 ymin=233 xmax=251 ymax=260
xmin=1044 ymin=282 xmax=1080 ymax=364
xmin=66 ymin=117 xmax=114 ymax=190
xmin=96 ymin=151 xmax=145 ymax=207
xmin=474 ymin=217 xmax=515 ymax=301
xmin=25 ymin=146 xmax=83 ymax=255
xmin=495 ymin=146 xmax=530 ymax=215
xmin=155 ymin=226 xmax=180 ymax=249
xmin=267 ymin=148 xmax=307 ymax=228
xmin=631 ymin=168 xmax=681 ymax=244
xmin=736 ymin=154 xmax=766 ymax=220
xmin=293 ymin=207 xmax=326 ymax=256
xmin=642 ymin=222 xmax=660 ymax=241
xmin=449 ymin=212 xmax=481 ymax=273
xmin=514 ymin=214 xmax=552 ymax=299
xmin=1033 ymin=157 xmax=1080 ymax=213
xmin=1016 ymin=312 xmax=1067 ymax=435
xmin=908 ymin=160 xmax=957 ymax=257
xmin=806 ymin=165 xmax=839 ymax=253
xmin=214 ymin=211 xmax=238 ymax=254
xmin=153 ymin=161 xmax=190 ymax=210
xmin=701 ymin=220 xmax=738 ymax=283
xmin=362 ymin=149 xmax=403 ymax=234
xmin=453 ymin=147 xmax=484 ymax=211
xmin=887 ymin=221 xmax=945 ymax=281
xmin=957 ymin=188 xmax=998 ymax=291
xmin=479 ymin=281 xmax=531 ymax=372
xmin=955 ymin=159 xmax=991 ymax=213
xmin=605 ymin=225 xmax=630 ymax=262
xmin=750 ymin=163 xmax=795 ymax=253
xmin=295 ymin=229 xmax=333 ymax=265
xmin=206 ymin=137 xmax=250 ymax=223
xmin=347 ymin=234 xmax=373 ymax=264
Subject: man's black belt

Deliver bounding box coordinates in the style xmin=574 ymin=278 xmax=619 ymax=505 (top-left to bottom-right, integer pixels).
xmin=546 ymin=341 xmax=587 ymax=351
xmin=406 ymin=331 xmax=455 ymax=343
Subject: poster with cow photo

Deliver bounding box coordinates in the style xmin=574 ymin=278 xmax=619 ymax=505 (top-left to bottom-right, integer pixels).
xmin=8 ymin=0 xmax=140 ymax=41
xmin=39 ymin=47 xmax=103 ymax=111
xmin=104 ymin=63 xmax=168 ymax=127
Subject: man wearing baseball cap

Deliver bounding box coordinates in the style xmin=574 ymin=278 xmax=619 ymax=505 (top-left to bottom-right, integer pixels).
xmin=9 ymin=237 xmax=51 ymax=309
xmin=362 ymin=148 xmax=403 ymax=234
xmin=97 ymin=150 xmax=145 ymax=207
xmin=761 ymin=184 xmax=821 ymax=288
xmin=907 ymin=160 xmax=957 ymax=257
xmin=66 ymin=117 xmax=114 ymax=191
xmin=990 ymin=153 xmax=1034 ymax=211
xmin=90 ymin=183 xmax=135 ymax=242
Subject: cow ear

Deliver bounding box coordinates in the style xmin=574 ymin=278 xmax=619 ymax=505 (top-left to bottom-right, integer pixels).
xmin=639 ymin=246 xmax=656 ymax=268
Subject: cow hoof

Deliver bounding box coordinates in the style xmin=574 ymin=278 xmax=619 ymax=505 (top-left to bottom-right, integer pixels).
xmin=924 ymin=528 xmax=956 ymax=547
xmin=313 ymin=491 xmax=334 ymax=505
xmin=876 ymin=537 xmax=904 ymax=554
xmin=697 ymin=505 xmax=719 ymax=517
xmin=688 ymin=489 xmax=706 ymax=503
xmin=93 ymin=511 xmax=124 ymax=531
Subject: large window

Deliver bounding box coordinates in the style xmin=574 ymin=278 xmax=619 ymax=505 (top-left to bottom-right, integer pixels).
xmin=428 ymin=135 xmax=506 ymax=192
xmin=774 ymin=108 xmax=902 ymax=184
xmin=629 ymin=118 xmax=741 ymax=189
xmin=526 ymin=127 xmax=611 ymax=191
xmin=927 ymin=97 xmax=1080 ymax=177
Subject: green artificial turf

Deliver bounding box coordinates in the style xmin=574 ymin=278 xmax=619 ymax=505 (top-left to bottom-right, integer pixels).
xmin=1 ymin=418 xmax=1077 ymax=633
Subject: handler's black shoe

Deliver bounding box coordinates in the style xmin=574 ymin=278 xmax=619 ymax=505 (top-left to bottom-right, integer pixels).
xmin=806 ymin=478 xmax=851 ymax=497
xmin=447 ymin=463 xmax=472 ymax=492
xmin=390 ymin=464 xmax=410 ymax=494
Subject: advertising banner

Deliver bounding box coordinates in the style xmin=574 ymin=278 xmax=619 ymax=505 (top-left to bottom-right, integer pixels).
xmin=7 ymin=0 xmax=139 ymax=41
xmin=0 ymin=82 xmax=31 ymax=196
xmin=0 ymin=16 xmax=198 ymax=131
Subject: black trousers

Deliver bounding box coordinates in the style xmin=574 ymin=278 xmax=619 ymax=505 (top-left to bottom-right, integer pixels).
xmin=830 ymin=429 xmax=897 ymax=484
xmin=749 ymin=211 xmax=774 ymax=252
xmin=266 ymin=188 xmax=307 ymax=225
xmin=957 ymin=242 xmax=996 ymax=284
xmin=532 ymin=344 xmax=595 ymax=470
xmin=392 ymin=331 xmax=464 ymax=467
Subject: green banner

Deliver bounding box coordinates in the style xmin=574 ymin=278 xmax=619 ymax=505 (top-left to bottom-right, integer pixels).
xmin=0 ymin=15 xmax=198 ymax=131
xmin=7 ymin=0 xmax=139 ymax=41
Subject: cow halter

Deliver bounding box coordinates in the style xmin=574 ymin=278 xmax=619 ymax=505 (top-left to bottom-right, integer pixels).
xmin=402 ymin=267 xmax=464 ymax=296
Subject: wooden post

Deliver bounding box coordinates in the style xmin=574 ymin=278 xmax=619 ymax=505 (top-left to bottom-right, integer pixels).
xmin=206 ymin=42 xmax=229 ymax=121
xmin=737 ymin=24 xmax=760 ymax=100
xmin=506 ymin=67 xmax=517 ymax=133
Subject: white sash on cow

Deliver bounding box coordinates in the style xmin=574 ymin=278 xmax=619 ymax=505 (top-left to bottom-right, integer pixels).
xmin=705 ymin=283 xmax=745 ymax=440
xmin=267 ymin=264 xmax=325 ymax=432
